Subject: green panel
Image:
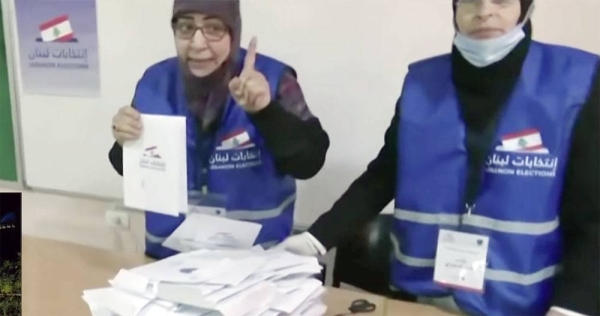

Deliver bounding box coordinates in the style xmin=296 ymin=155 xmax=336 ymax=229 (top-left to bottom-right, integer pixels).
xmin=0 ymin=3 xmax=18 ymax=182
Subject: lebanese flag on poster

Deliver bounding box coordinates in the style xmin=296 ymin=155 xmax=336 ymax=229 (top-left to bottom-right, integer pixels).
xmin=39 ymin=15 xmax=74 ymax=42
xmin=501 ymin=129 xmax=548 ymax=153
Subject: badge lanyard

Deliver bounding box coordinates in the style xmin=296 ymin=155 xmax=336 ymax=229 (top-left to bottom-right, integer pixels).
xmin=461 ymin=105 xmax=506 ymax=219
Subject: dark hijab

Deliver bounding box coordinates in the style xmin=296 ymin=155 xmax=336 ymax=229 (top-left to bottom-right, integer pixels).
xmin=172 ymin=0 xmax=241 ymax=131
xmin=451 ymin=0 xmax=534 ymax=130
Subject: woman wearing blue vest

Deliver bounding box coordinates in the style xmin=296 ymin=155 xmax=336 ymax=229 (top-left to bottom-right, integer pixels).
xmin=280 ymin=0 xmax=599 ymax=315
xmin=108 ymin=0 xmax=329 ymax=260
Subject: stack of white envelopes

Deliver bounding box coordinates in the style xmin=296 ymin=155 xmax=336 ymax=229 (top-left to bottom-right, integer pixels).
xmin=82 ymin=247 xmax=327 ymax=316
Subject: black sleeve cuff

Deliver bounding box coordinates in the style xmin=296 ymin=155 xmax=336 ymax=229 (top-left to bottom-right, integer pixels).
xmin=248 ymin=101 xmax=329 ymax=179
xmin=109 ymin=142 xmax=124 ymax=176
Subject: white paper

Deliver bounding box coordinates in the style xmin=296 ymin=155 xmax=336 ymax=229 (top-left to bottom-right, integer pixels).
xmin=156 ymin=282 xmax=218 ymax=310
xmin=295 ymin=303 xmax=327 ymax=316
xmin=433 ymin=229 xmax=489 ymax=292
xmin=110 ymin=269 xmax=154 ymax=297
xmin=131 ymin=252 xmax=237 ymax=284
xmin=82 ymin=289 xmax=118 ymax=316
xmin=83 ymin=247 xmax=327 ymax=316
xmin=162 ymin=213 xmax=262 ymax=251
xmin=216 ymin=282 xmax=278 ymax=316
xmin=264 ymin=263 xmax=323 ymax=283
xmin=82 ymin=287 xmax=154 ymax=316
xmin=83 ymin=287 xmax=182 ymax=316
xmin=203 ymin=256 xmax=266 ymax=286
xmin=243 ymin=306 xmax=272 ymax=316
xmin=259 ymin=311 xmax=282 ymax=316
xmin=270 ymin=279 xmax=323 ymax=314
xmin=256 ymin=251 xmax=317 ymax=274
xmin=123 ymin=114 xmax=187 ymax=216
xmin=206 ymin=273 xmax=269 ymax=303
xmin=289 ymin=287 xmax=326 ymax=316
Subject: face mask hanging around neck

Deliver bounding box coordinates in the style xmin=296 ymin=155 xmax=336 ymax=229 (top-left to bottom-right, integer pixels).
xmin=453 ymin=2 xmax=535 ymax=68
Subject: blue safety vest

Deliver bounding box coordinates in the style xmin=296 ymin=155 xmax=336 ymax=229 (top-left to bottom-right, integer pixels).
xmin=132 ymin=49 xmax=297 ymax=259
xmin=391 ymin=41 xmax=598 ymax=315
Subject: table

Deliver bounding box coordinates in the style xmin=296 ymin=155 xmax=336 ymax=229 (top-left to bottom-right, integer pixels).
xmin=22 ymin=236 xmax=151 ymax=316
xmin=22 ymin=236 xmax=452 ymax=316
xmin=323 ymin=287 xmax=386 ymax=316
xmin=385 ymin=298 xmax=460 ymax=316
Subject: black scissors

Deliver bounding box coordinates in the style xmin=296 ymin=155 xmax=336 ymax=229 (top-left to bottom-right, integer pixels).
xmin=334 ymin=299 xmax=377 ymax=316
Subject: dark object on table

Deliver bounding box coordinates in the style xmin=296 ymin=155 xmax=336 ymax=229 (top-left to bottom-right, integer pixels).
xmin=332 ymin=214 xmax=416 ymax=302
xmin=334 ymin=298 xmax=377 ymax=316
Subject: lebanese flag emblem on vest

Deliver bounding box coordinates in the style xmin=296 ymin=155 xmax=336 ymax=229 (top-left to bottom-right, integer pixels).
xmin=39 ymin=15 xmax=74 ymax=42
xmin=497 ymin=129 xmax=550 ymax=154
xmin=216 ymin=129 xmax=254 ymax=151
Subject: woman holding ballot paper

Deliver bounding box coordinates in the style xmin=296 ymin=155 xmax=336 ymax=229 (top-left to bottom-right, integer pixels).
xmin=280 ymin=0 xmax=599 ymax=315
xmin=108 ymin=0 xmax=329 ymax=260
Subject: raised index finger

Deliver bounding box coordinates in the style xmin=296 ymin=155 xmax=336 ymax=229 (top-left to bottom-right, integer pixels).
xmin=243 ymin=37 xmax=258 ymax=72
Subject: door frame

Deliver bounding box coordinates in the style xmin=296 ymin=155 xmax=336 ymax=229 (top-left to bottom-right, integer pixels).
xmin=0 ymin=0 xmax=25 ymax=189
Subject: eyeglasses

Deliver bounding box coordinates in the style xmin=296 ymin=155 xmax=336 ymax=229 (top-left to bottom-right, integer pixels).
xmin=172 ymin=18 xmax=229 ymax=41
xmin=456 ymin=0 xmax=518 ymax=7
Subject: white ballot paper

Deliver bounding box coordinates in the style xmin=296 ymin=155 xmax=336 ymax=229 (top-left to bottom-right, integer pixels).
xmin=123 ymin=114 xmax=187 ymax=216
xmin=83 ymin=248 xmax=327 ymax=316
xmin=162 ymin=213 xmax=262 ymax=252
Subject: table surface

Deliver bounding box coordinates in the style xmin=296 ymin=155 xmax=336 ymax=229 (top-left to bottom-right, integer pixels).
xmin=21 ymin=236 xmax=453 ymax=316
xmin=22 ymin=236 xmax=151 ymax=316
xmin=323 ymin=287 xmax=386 ymax=316
xmin=385 ymin=298 xmax=459 ymax=316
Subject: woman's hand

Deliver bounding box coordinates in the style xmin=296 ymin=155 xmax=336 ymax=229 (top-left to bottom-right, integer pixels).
xmin=229 ymin=37 xmax=271 ymax=113
xmin=112 ymin=105 xmax=143 ymax=145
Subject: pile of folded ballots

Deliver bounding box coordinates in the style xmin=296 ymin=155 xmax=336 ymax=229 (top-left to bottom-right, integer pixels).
xmin=82 ymin=246 xmax=327 ymax=316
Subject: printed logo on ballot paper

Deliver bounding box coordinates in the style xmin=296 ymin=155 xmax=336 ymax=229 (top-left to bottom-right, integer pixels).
xmin=210 ymin=129 xmax=262 ymax=170
xmin=485 ymin=129 xmax=558 ymax=178
xmin=140 ymin=146 xmax=166 ymax=171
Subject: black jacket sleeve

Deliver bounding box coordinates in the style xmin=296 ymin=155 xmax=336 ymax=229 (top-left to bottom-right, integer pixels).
xmin=248 ymin=102 xmax=329 ymax=180
xmin=109 ymin=101 xmax=135 ymax=176
xmin=551 ymin=64 xmax=600 ymax=315
xmin=109 ymin=141 xmax=123 ymax=176
xmin=308 ymin=106 xmax=399 ymax=250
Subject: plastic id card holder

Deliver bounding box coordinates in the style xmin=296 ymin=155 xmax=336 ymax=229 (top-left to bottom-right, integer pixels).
xmin=433 ymin=229 xmax=489 ymax=293
xmin=187 ymin=190 xmax=227 ymax=217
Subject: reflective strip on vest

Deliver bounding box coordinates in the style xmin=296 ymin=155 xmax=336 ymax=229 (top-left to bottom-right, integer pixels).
xmin=485 ymin=265 xmax=558 ymax=286
xmin=394 ymin=209 xmax=559 ymax=235
xmin=394 ymin=209 xmax=460 ymax=226
xmin=390 ymin=233 xmax=436 ymax=267
xmin=146 ymin=232 xmax=167 ymax=244
xmin=390 ymin=234 xmax=558 ymax=285
xmin=227 ymin=193 xmax=296 ymax=221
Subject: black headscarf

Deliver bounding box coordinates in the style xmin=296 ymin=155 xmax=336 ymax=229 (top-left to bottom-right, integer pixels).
xmin=172 ymin=0 xmax=242 ymax=132
xmin=451 ymin=0 xmax=534 ymax=131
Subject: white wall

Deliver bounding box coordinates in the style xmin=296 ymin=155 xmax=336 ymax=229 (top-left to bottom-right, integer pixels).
xmin=6 ymin=0 xmax=600 ymax=233
xmin=0 ymin=187 xmax=144 ymax=252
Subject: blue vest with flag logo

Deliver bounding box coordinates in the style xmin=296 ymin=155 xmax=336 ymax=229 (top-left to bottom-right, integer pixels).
xmin=132 ymin=49 xmax=297 ymax=259
xmin=391 ymin=41 xmax=598 ymax=316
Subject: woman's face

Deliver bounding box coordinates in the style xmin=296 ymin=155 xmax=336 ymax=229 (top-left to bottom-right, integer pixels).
xmin=173 ymin=13 xmax=231 ymax=77
xmin=455 ymin=0 xmax=522 ymax=39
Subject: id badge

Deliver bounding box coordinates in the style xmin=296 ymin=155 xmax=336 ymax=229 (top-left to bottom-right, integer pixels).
xmin=433 ymin=229 xmax=489 ymax=293
xmin=187 ymin=190 xmax=227 ymax=217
